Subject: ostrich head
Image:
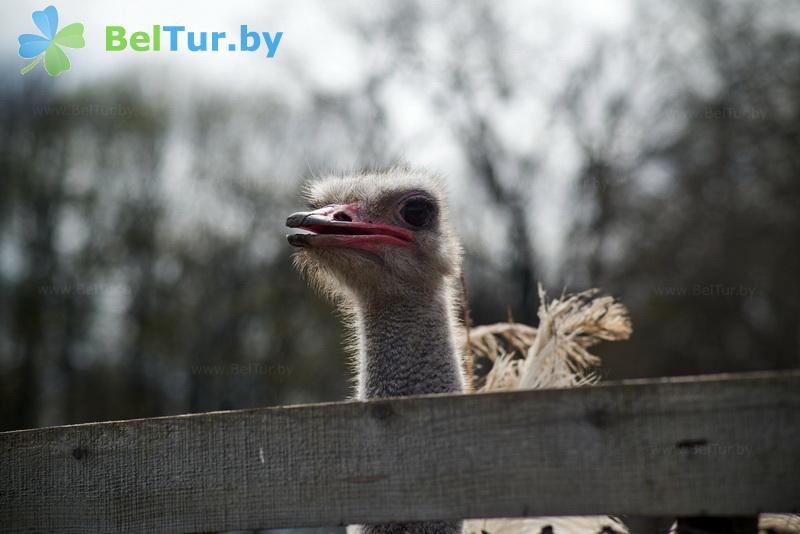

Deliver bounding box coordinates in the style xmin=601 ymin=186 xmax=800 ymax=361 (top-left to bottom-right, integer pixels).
xmin=286 ymin=169 xmax=462 ymax=302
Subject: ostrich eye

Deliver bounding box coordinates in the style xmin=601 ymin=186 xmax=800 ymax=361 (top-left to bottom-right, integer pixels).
xmin=400 ymin=197 xmax=434 ymax=227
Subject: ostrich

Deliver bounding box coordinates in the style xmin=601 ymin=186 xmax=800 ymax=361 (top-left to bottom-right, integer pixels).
xmin=286 ymin=169 xmax=634 ymax=534
xmin=286 ymin=168 xmax=465 ymax=534
xmin=286 ymin=169 xmax=466 ymax=401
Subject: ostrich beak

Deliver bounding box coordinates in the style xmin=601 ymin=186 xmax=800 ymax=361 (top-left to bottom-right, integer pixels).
xmin=286 ymin=204 xmax=414 ymax=252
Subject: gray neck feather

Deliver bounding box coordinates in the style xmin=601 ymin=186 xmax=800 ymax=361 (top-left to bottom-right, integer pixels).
xmin=354 ymin=287 xmax=465 ymax=399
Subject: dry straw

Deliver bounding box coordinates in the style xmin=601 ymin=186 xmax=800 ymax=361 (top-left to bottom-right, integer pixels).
xmin=468 ymin=284 xmax=633 ymax=393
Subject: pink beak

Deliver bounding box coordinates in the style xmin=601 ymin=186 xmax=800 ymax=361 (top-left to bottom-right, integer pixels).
xmin=286 ymin=204 xmax=414 ymax=253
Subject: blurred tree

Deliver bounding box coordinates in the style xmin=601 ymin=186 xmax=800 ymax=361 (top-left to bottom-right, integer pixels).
xmin=560 ymin=0 xmax=800 ymax=377
xmin=1 ymin=0 xmax=798 ymax=433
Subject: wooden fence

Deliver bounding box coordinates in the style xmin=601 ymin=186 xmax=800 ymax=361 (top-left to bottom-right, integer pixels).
xmin=1 ymin=370 xmax=799 ymax=533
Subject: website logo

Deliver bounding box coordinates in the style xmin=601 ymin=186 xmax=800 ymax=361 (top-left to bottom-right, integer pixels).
xmin=105 ymin=26 xmax=283 ymax=57
xmin=18 ymin=5 xmax=85 ymax=76
xmin=16 ymin=6 xmax=282 ymax=78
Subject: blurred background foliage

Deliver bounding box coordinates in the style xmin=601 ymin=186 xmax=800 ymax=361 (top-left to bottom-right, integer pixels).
xmin=1 ymin=0 xmax=799 ymax=431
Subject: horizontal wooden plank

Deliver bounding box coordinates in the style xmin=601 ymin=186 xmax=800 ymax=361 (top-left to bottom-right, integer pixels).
xmin=1 ymin=371 xmax=799 ymax=533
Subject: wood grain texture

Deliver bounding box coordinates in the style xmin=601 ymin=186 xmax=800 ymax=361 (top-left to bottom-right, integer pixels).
xmin=1 ymin=371 xmax=799 ymax=533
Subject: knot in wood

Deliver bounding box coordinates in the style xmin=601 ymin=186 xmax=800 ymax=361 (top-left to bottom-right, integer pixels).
xmin=370 ymin=402 xmax=395 ymax=422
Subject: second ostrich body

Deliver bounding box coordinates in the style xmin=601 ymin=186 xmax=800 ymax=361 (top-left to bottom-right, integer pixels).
xmin=287 ymin=169 xmax=465 ymax=534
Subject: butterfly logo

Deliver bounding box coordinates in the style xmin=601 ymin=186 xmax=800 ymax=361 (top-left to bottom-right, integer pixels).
xmin=18 ymin=5 xmax=85 ymax=76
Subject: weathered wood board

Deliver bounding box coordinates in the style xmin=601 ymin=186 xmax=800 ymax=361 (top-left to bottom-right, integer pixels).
xmin=1 ymin=371 xmax=798 ymax=532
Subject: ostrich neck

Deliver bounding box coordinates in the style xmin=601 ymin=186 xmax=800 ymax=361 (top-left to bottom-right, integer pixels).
xmin=352 ymin=287 xmax=466 ymax=534
xmin=354 ymin=288 xmax=465 ymax=399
